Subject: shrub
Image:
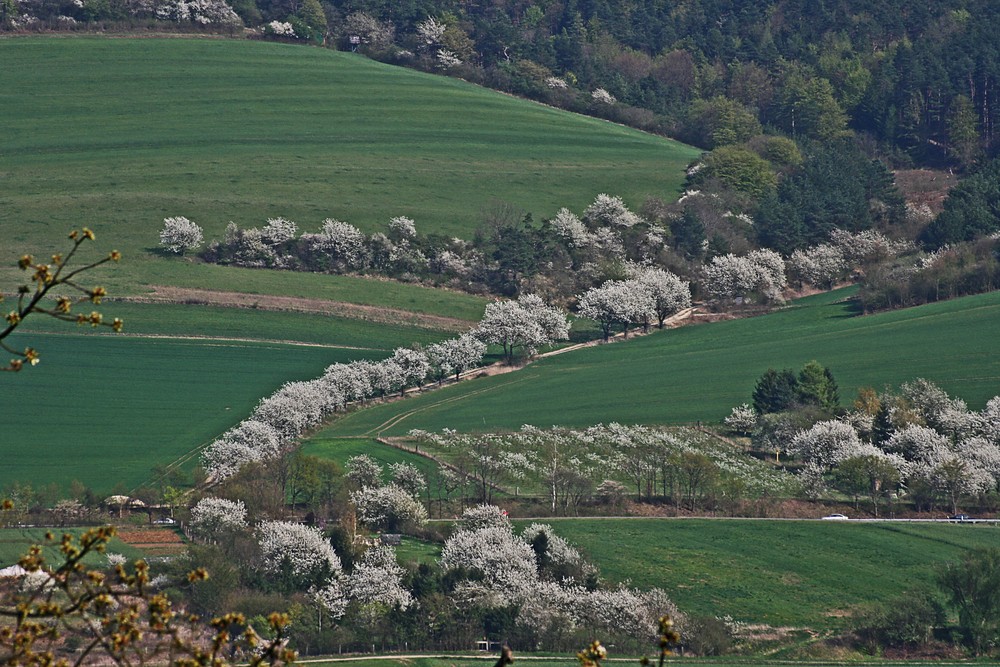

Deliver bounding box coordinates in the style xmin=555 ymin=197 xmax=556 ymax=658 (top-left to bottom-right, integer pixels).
xmin=159 ymin=216 xmax=203 ymax=254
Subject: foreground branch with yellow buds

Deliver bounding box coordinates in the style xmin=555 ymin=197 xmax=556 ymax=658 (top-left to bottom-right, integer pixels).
xmin=1 ymin=228 xmax=123 ymax=372
xmin=0 ymin=501 xmax=295 ymax=667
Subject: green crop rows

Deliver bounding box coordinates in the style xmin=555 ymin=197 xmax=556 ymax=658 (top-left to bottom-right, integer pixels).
xmin=0 ymin=334 xmax=389 ymax=492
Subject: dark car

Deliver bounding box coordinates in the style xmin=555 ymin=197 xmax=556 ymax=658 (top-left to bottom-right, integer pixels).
xmin=948 ymin=514 xmax=972 ymax=522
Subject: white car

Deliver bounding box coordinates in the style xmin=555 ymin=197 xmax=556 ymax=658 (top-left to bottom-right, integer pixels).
xmin=821 ymin=513 xmax=849 ymax=521
xmin=152 ymin=517 xmax=176 ymax=525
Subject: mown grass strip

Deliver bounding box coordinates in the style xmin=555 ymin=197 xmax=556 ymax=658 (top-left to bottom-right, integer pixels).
xmin=16 ymin=301 xmax=454 ymax=350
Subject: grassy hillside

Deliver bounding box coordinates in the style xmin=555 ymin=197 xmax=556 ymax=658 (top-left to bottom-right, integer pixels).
xmin=319 ymin=288 xmax=1000 ymax=436
xmin=521 ymin=518 xmax=1000 ymax=629
xmin=0 ymin=333 xmax=389 ymax=493
xmin=0 ymin=36 xmax=699 ymax=297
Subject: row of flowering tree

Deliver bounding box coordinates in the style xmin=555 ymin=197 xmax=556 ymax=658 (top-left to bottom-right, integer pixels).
xmin=187 ymin=498 xmax=412 ymax=624
xmin=728 ymin=378 xmax=1000 ymax=516
xmin=160 ymin=193 xmax=791 ymax=308
xmin=439 ymin=504 xmax=685 ymax=652
xmin=171 ymin=208 xmax=934 ymax=318
xmin=181 ymin=496 xmax=693 ymax=653
xmin=201 ymin=295 xmax=568 ymax=480
xmin=577 ymin=264 xmax=692 ymax=341
xmin=409 ymin=424 xmax=796 ymax=513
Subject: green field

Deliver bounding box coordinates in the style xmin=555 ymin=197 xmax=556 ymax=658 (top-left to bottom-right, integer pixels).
xmin=509 ymin=518 xmax=1000 ymax=629
xmin=17 ymin=301 xmax=457 ymax=350
xmin=0 ymin=333 xmax=388 ymax=493
xmin=318 ymin=288 xmax=1000 ymax=436
xmin=0 ymin=527 xmax=146 ymax=568
xmin=0 ymin=36 xmax=699 ymax=297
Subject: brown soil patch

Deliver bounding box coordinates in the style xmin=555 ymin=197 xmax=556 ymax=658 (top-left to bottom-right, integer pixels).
xmin=117 ymin=528 xmax=186 ymax=555
xmin=895 ymin=168 xmax=958 ymax=214
xmin=117 ymin=529 xmax=184 ymax=545
xmin=119 ymin=286 xmax=472 ymax=332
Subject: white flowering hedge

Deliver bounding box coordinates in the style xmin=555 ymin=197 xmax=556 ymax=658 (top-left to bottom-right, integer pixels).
xmin=440 ymin=504 xmax=684 ymax=644
xmin=201 ymin=330 xmax=487 ymax=480
xmin=746 ymin=378 xmax=1000 ymax=511
xmin=411 ymin=424 xmax=796 ymax=507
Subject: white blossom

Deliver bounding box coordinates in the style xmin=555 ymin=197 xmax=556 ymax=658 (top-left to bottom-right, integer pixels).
xmin=436 ymin=49 xmax=462 ymax=68
xmin=830 ymin=229 xmax=911 ymax=265
xmin=426 ymin=333 xmax=486 ymax=382
xmin=517 ymin=293 xmax=571 ymax=342
xmin=583 ymin=194 xmax=642 ymax=228
xmin=190 ymin=497 xmax=248 ymax=540
xmin=577 ymin=279 xmax=655 ymax=340
xmin=391 ymin=347 xmax=430 ymax=389
xmin=259 ymin=217 xmax=297 ymax=245
xmin=457 ymin=504 xmax=511 ymax=532
xmin=702 ymin=250 xmax=786 ymax=303
xmin=343 ymin=12 xmax=395 ymax=49
xmin=591 ymin=88 xmax=617 ymax=105
xmin=545 ymin=76 xmax=569 ymax=89
xmin=310 ymin=580 xmax=348 ymax=617
xmin=900 ymin=378 xmax=968 ymax=433
xmin=789 ymin=420 xmax=864 ymax=469
xmin=627 ymin=265 xmax=692 ymax=327
xmin=590 ymin=226 xmax=625 ymax=256
xmin=306 ymin=219 xmax=369 ymax=270
xmin=788 ymin=244 xmax=847 ymax=288
xmin=202 ymin=439 xmax=265 ymax=480
xmin=201 ymin=419 xmax=284 ymax=480
xmin=348 ymin=545 xmax=413 ymax=610
xmin=475 ymin=295 xmax=569 ymax=360
xmin=106 ymin=553 xmax=128 ymax=567
xmin=389 ymin=462 xmax=426 ymax=498
xmin=159 ymin=216 xmax=203 ymax=254
xmin=321 ymin=361 xmax=374 ymax=406
xmin=416 ymin=16 xmax=446 ymax=45
xmin=388 ymin=216 xmax=418 ymax=240
xmin=266 ymin=20 xmax=295 ymax=36
xmin=430 ymin=249 xmax=469 ymax=276
xmin=155 ymin=0 xmax=241 ymax=24
xmin=521 ymin=523 xmax=581 ymax=567
xmin=351 ymin=483 xmax=428 ymax=530
xmin=440 ymin=525 xmax=537 ymax=593
xmin=885 ymin=424 xmax=950 ymax=462
xmin=368 ymin=359 xmax=406 ymax=398
xmin=724 ymin=403 xmax=757 ymax=434
xmin=257 ymin=520 xmax=342 ymax=581
xmin=346 ymin=454 xmax=383 ymax=488
xmin=252 ymin=380 xmax=331 ymax=439
xmin=549 ymin=208 xmax=592 ymax=248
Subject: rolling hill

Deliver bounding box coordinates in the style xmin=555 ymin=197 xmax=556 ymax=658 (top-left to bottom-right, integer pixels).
xmin=315 ymin=288 xmax=1000 ymax=437
xmin=0 ymin=36 xmax=699 ymax=297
